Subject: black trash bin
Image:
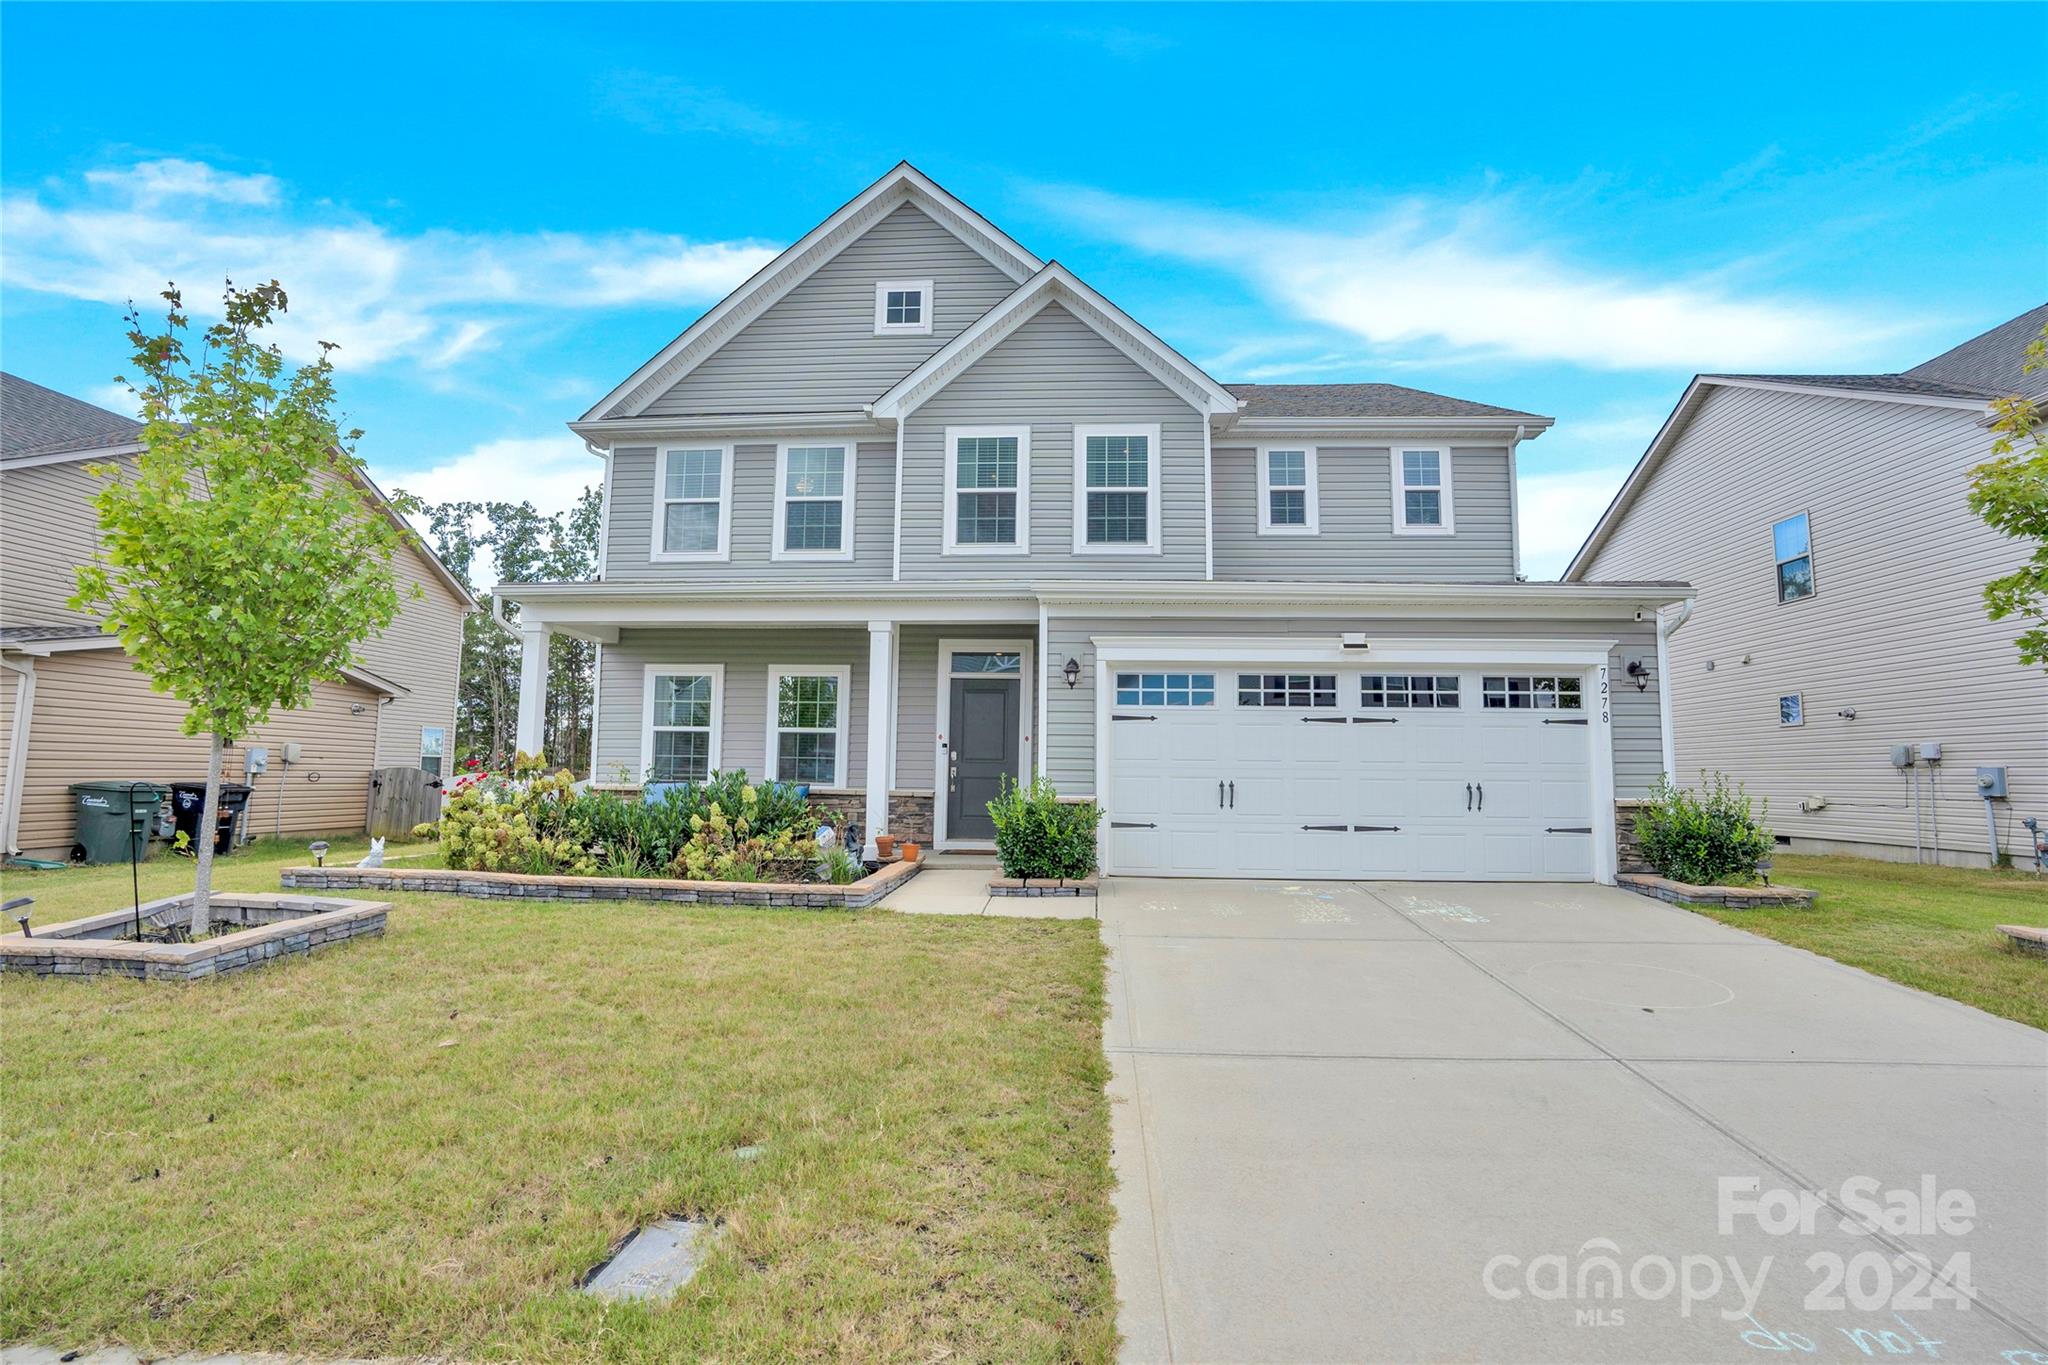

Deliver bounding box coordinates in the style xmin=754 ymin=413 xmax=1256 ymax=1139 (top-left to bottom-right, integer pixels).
xmin=169 ymin=782 xmax=255 ymax=856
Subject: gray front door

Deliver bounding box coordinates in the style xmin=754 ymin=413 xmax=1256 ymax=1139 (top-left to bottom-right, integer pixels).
xmin=947 ymin=675 xmax=1020 ymax=842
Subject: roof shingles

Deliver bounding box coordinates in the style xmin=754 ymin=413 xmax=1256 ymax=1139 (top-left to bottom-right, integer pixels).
xmin=1 ymin=373 xmax=143 ymax=461
xmin=1223 ymin=382 xmax=1545 ymax=420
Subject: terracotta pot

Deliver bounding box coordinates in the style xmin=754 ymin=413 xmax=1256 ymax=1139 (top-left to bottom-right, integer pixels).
xmin=875 ymin=835 xmax=897 ymax=858
xmin=900 ymin=842 xmax=921 ymax=863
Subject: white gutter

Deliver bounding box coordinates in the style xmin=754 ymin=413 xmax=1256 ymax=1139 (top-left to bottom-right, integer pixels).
xmin=1655 ymin=598 xmax=1697 ymax=780
xmin=1 ymin=654 xmax=35 ymax=856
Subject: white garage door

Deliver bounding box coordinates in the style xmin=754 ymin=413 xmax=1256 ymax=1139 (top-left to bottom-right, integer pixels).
xmin=1105 ymin=667 xmax=1596 ymax=880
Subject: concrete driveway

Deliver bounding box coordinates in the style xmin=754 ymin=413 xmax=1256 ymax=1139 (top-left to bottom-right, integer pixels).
xmin=1101 ymin=878 xmax=2047 ymax=1363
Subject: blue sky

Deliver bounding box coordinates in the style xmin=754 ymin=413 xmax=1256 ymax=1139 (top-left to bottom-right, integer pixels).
xmin=4 ymin=2 xmax=2042 ymax=577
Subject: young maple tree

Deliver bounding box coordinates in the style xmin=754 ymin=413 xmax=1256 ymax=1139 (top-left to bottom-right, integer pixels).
xmin=1967 ymin=324 xmax=2048 ymax=671
xmin=71 ymin=281 xmax=409 ymax=931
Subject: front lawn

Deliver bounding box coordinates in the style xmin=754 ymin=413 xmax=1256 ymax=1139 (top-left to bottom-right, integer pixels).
xmin=1698 ymin=853 xmax=2046 ymax=1031
xmin=0 ymin=840 xmax=1114 ymax=1361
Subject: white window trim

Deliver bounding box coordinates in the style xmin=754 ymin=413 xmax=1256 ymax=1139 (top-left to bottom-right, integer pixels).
xmin=640 ymin=663 xmax=723 ymax=783
xmin=765 ymin=665 xmax=852 ymax=788
xmin=1773 ymin=510 xmax=1818 ymax=603
xmin=1257 ymin=444 xmax=1319 ymax=536
xmin=1071 ymin=422 xmax=1163 ymax=556
xmin=772 ymin=442 xmax=858 ymax=563
xmin=1391 ymin=445 xmax=1456 ymax=536
xmin=873 ymin=278 xmax=934 ymax=336
xmin=943 ymin=425 xmax=1031 ymax=556
xmin=649 ymin=444 xmax=733 ymax=563
xmin=932 ymin=637 xmax=1036 ymax=850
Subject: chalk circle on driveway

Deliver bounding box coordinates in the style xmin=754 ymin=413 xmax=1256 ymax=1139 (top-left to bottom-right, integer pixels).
xmin=1522 ymin=958 xmax=1740 ymax=1011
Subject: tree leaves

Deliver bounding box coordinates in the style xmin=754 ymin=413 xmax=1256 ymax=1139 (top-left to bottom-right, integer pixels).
xmin=1966 ymin=326 xmax=2048 ymax=671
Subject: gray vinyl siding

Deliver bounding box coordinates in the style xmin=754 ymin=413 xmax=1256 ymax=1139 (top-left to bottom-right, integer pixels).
xmin=645 ymin=204 xmax=1018 ymax=416
xmin=594 ymin=627 xmax=872 ymax=788
xmin=1040 ymin=614 xmax=1663 ymax=799
xmin=1581 ymin=383 xmax=2044 ymax=866
xmin=604 ymin=440 xmax=893 ymax=582
xmin=893 ymin=625 xmax=942 ymax=791
xmin=1213 ymin=445 xmax=1516 ymax=580
xmin=898 ymin=303 xmax=1207 ymax=581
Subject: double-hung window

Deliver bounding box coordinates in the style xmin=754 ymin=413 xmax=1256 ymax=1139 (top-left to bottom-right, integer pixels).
xmin=1073 ymin=424 xmax=1161 ymax=554
xmin=774 ymin=443 xmax=855 ymax=561
xmin=654 ymin=446 xmax=729 ymax=560
xmin=642 ymin=665 xmax=722 ymax=783
xmin=874 ymin=279 xmax=933 ymax=335
xmin=944 ymin=426 xmax=1029 ymax=553
xmin=1773 ymin=513 xmax=1815 ymax=602
xmin=1392 ymin=446 xmax=1454 ymax=534
xmin=419 ymin=726 xmax=445 ymax=777
xmin=768 ymin=667 xmax=849 ymax=786
xmin=1258 ymin=446 xmax=1318 ymax=534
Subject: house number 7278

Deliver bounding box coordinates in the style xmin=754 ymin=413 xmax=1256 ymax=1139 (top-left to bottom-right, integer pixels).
xmin=1598 ymin=665 xmax=1611 ymax=725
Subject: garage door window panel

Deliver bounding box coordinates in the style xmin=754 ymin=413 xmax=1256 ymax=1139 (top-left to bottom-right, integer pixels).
xmin=1482 ymin=675 xmax=1584 ymax=710
xmin=1237 ymin=673 xmax=1336 ymax=708
xmin=1116 ymin=672 xmax=1216 ymax=707
xmin=1362 ymin=674 xmax=1460 ymax=709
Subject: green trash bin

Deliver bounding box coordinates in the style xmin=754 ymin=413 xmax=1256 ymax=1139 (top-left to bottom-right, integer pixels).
xmin=68 ymin=781 xmax=168 ymax=865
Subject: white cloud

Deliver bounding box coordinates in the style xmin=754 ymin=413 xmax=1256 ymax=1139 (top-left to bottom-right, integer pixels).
xmin=1042 ymin=185 xmax=1913 ymax=372
xmin=2 ymin=159 xmax=778 ymax=372
xmin=373 ymin=435 xmax=601 ymax=588
xmin=599 ymin=72 xmax=795 ymax=141
xmin=1515 ymin=462 xmax=1638 ymax=581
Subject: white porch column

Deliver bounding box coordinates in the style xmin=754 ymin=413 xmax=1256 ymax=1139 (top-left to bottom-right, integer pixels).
xmin=515 ymin=626 xmax=550 ymax=761
xmin=863 ymin=619 xmax=896 ymax=858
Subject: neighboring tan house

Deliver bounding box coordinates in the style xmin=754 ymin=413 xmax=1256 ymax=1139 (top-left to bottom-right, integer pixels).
xmin=496 ymin=163 xmax=1690 ymax=883
xmin=1566 ymin=305 xmax=2048 ymax=870
xmin=0 ymin=373 xmax=477 ymax=860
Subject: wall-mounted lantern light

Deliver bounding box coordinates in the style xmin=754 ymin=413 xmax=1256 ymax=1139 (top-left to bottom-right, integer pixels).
xmin=1062 ymin=657 xmax=1081 ymax=689
xmin=1626 ymin=659 xmax=1651 ymax=692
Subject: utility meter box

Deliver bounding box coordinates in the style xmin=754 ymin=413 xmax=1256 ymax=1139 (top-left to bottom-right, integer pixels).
xmin=1977 ymin=766 xmax=2009 ymax=798
xmin=282 ymin=741 xmax=303 ymax=765
xmin=1888 ymin=744 xmax=1914 ymax=769
xmin=243 ymin=746 xmax=268 ymax=777
xmin=1917 ymin=741 xmax=1943 ymax=763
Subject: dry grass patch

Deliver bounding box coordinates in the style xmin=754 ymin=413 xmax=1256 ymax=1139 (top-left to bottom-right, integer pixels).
xmin=1 ymin=840 xmax=1114 ymax=1362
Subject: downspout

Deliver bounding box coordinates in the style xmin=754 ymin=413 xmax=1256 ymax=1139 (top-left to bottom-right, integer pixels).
xmin=1655 ymin=598 xmax=1695 ymax=782
xmin=1 ymin=654 xmax=35 ymax=856
xmin=1506 ymin=423 xmax=1527 ymax=580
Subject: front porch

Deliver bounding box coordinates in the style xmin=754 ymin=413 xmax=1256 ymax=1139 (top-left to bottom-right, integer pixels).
xmin=505 ymin=590 xmax=1044 ymax=858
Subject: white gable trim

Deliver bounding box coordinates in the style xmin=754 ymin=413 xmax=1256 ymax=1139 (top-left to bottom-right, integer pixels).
xmin=870 ymin=264 xmax=1242 ymax=421
xmin=1563 ymin=375 xmax=1993 ymax=581
xmin=586 ymin=163 xmax=1042 ymax=422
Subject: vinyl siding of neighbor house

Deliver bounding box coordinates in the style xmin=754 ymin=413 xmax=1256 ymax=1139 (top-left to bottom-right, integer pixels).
xmin=604 ymin=441 xmax=895 ymax=582
xmin=356 ymin=544 xmax=468 ymax=777
xmin=1213 ymin=444 xmax=1517 ymax=580
xmin=7 ymin=648 xmax=381 ymax=858
xmin=898 ymin=303 xmax=1208 ymax=581
xmin=642 ymin=204 xmax=1020 ymax=417
xmin=1038 ymin=614 xmax=1664 ymax=799
xmin=1580 ymin=383 xmax=2044 ymax=867
xmin=0 ymin=459 xmax=109 ymax=629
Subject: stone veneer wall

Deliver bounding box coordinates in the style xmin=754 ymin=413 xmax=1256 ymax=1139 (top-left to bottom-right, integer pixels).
xmin=282 ymin=858 xmax=920 ymax=910
xmin=1614 ymin=798 xmax=1652 ymax=875
xmin=0 ymin=895 xmax=387 ymax=981
xmin=1617 ymin=873 xmax=1815 ymax=910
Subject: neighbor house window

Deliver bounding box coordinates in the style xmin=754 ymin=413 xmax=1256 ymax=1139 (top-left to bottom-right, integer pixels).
xmin=1362 ymin=675 xmax=1459 ymax=708
xmin=1115 ymin=673 xmax=1216 ymax=706
xmin=1393 ymin=446 xmax=1454 ymax=534
xmin=654 ymin=446 xmax=729 ymax=560
xmin=769 ymin=667 xmax=849 ymax=786
xmin=642 ymin=666 xmax=722 ymax=783
xmin=1074 ymin=424 xmax=1161 ymax=553
xmin=1779 ymin=693 xmax=1804 ymax=727
xmin=419 ymin=726 xmax=445 ymax=777
xmin=1774 ymin=513 xmax=1815 ymax=602
xmin=774 ymin=443 xmax=855 ymax=560
xmin=944 ymin=427 xmax=1029 ymax=553
xmin=1237 ymin=673 xmax=1337 ymax=708
xmin=873 ymin=279 xmax=933 ymax=335
xmin=1482 ymin=675 xmax=1584 ymax=710
xmin=1259 ymin=446 xmax=1318 ymax=534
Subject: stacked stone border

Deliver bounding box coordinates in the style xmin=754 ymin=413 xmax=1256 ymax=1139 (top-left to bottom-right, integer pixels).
xmin=1618 ymin=873 xmax=1815 ymax=910
xmin=0 ymin=894 xmax=388 ymax=981
xmin=988 ymin=876 xmax=1099 ymax=898
xmin=1997 ymin=924 xmax=2046 ymax=957
xmin=282 ymin=857 xmax=920 ymax=909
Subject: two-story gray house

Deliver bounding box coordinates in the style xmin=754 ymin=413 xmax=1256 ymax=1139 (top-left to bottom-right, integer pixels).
xmin=498 ymin=164 xmax=1687 ymax=883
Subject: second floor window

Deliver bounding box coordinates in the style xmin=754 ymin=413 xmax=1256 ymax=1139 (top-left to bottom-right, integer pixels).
xmin=1074 ymin=424 xmax=1161 ymax=554
xmin=656 ymin=446 xmax=728 ymax=559
xmin=945 ymin=427 xmax=1028 ymax=553
xmin=1259 ymin=446 xmax=1318 ymax=534
xmin=1393 ymin=446 xmax=1454 ymax=534
xmin=775 ymin=443 xmax=854 ymax=560
xmin=1773 ymin=512 xmax=1815 ymax=602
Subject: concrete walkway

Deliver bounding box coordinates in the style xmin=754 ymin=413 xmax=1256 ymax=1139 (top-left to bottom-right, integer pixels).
xmin=1102 ymin=878 xmax=2048 ymax=1363
xmin=879 ymin=865 xmax=1097 ymax=920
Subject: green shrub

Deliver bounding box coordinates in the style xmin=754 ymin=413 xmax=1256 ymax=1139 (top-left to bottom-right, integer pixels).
xmin=1634 ymin=772 xmax=1774 ymax=886
xmin=816 ymin=845 xmax=863 ymax=885
xmin=987 ymin=776 xmax=1101 ymax=879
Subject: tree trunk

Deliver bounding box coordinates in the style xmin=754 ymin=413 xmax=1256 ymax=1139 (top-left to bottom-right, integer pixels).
xmin=190 ymin=731 xmax=225 ymax=935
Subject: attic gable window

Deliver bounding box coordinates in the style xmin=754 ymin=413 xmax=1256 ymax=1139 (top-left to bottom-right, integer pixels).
xmin=874 ymin=279 xmax=933 ymax=336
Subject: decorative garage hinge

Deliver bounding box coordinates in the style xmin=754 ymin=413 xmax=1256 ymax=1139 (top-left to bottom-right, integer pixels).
xmin=1300 ymin=716 xmax=1348 ymax=724
xmin=1111 ymin=714 xmax=1158 ymax=722
xmin=1110 ymin=821 xmax=1157 ymax=829
xmin=1300 ymin=823 xmax=1350 ymax=832
xmin=1543 ymin=718 xmax=1589 ymax=726
xmin=1351 ymin=825 xmax=1400 ymax=833
xmin=1351 ymin=717 xmax=1398 ymax=724
xmin=1545 ymin=826 xmax=1593 ymax=834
